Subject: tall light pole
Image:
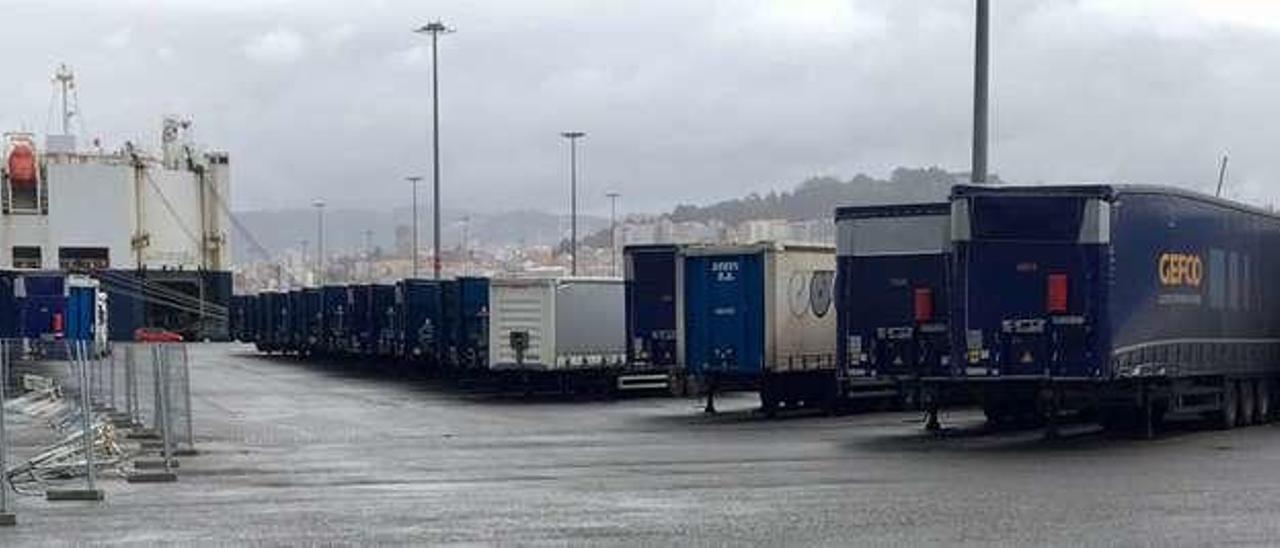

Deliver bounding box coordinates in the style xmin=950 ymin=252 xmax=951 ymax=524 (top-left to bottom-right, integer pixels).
xmin=407 ymin=175 xmax=423 ymax=277
xmin=312 ymin=199 xmax=326 ymax=285
xmin=971 ymin=0 xmax=990 ymax=184
xmin=561 ymin=131 xmax=585 ymax=275
xmin=605 ymin=191 xmax=620 ymax=277
xmin=415 ymin=20 xmax=453 ymax=280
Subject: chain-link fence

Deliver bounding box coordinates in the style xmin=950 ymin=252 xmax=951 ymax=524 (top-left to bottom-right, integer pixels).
xmin=0 ymin=338 xmax=197 ymax=524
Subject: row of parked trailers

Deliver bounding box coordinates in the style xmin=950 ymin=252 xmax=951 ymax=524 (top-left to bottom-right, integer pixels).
xmin=235 ymin=183 xmax=1280 ymax=435
xmin=628 ymin=183 xmax=1280 ymax=434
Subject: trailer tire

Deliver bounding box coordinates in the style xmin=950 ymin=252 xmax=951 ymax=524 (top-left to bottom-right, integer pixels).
xmin=1217 ymin=380 xmax=1238 ymax=430
xmin=1257 ymin=380 xmax=1272 ymax=424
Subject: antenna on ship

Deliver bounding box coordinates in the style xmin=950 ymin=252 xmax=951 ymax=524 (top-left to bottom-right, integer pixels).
xmin=47 ymin=64 xmax=78 ymax=153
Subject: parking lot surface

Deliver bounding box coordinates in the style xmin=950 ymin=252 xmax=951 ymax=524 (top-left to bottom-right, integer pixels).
xmin=5 ymin=344 xmax=1280 ymax=545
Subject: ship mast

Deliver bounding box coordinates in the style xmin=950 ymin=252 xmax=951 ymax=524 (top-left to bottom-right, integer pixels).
xmin=54 ymin=64 xmax=75 ymax=136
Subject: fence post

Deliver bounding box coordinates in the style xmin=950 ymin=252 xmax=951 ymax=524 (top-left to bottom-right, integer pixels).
xmin=0 ymin=340 xmax=15 ymax=525
xmin=47 ymin=340 xmax=105 ymax=501
xmin=175 ymin=344 xmax=197 ymax=456
xmin=127 ymin=343 xmax=178 ymax=483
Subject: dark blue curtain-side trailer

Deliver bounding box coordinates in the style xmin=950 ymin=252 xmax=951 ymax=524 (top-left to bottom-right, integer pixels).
xmin=302 ymin=288 xmax=322 ymax=354
xmin=285 ymin=289 xmax=304 ymax=354
xmin=229 ymin=295 xmax=246 ymax=342
xmin=624 ymin=245 xmax=684 ymax=375
xmin=835 ymin=203 xmax=951 ymax=404
xmin=454 ymin=277 xmax=490 ymax=372
xmin=347 ymin=285 xmax=373 ymax=357
xmin=948 ymin=183 xmax=1280 ymax=435
xmin=256 ymin=291 xmax=282 ymax=352
xmin=320 ymin=286 xmax=347 ymax=355
xmin=371 ymin=284 xmax=398 ymax=359
xmin=397 ymin=279 xmax=444 ymax=372
xmin=684 ymin=246 xmax=766 ymax=394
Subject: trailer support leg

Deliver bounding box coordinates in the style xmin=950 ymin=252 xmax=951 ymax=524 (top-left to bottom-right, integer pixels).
xmin=1138 ymin=382 xmax=1155 ymax=440
xmin=1043 ymin=384 xmax=1061 ymax=440
xmin=924 ymin=386 xmax=941 ymax=432
xmin=704 ymin=377 xmax=717 ymax=414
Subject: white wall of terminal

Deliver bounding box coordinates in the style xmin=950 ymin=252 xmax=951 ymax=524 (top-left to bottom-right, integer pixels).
xmin=0 ymin=150 xmax=231 ymax=271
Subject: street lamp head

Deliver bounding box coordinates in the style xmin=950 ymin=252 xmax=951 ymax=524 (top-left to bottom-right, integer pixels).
xmin=414 ymin=21 xmax=454 ymax=34
xmin=312 ymin=199 xmax=326 ymax=208
xmin=561 ymin=131 xmax=586 ymax=140
xmin=406 ymin=175 xmax=423 ymax=182
xmin=605 ymin=192 xmax=620 ymax=199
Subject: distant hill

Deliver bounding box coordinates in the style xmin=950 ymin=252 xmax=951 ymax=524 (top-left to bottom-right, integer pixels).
xmin=668 ymin=167 xmax=977 ymax=224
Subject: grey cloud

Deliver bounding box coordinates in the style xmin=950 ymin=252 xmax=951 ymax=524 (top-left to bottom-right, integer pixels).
xmin=1 ymin=0 xmax=1278 ymax=216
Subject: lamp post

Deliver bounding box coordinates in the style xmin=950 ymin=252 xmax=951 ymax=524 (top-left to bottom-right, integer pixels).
xmin=971 ymin=0 xmax=990 ymax=184
xmin=560 ymin=131 xmax=585 ymax=275
xmin=312 ymin=199 xmax=326 ymax=285
xmin=605 ymin=192 xmax=620 ymax=277
xmin=407 ymin=175 xmax=423 ymax=277
xmin=414 ymin=21 xmax=454 ymax=279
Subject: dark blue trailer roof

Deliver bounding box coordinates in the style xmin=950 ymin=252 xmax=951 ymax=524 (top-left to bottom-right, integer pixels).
xmin=952 ymin=183 xmax=1280 ymax=221
xmin=836 ymin=202 xmax=950 ymax=220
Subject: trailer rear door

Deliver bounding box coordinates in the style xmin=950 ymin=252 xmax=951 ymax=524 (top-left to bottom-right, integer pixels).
xmin=685 ymin=253 xmax=765 ymax=379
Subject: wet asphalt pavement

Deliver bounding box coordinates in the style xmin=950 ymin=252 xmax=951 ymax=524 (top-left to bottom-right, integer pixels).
xmin=5 ymin=343 xmax=1280 ymax=545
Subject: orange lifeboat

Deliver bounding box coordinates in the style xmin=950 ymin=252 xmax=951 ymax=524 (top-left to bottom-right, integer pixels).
xmin=7 ymin=141 xmax=37 ymax=187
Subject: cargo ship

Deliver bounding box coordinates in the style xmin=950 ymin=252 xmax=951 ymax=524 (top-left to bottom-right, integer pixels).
xmin=0 ymin=66 xmax=233 ymax=341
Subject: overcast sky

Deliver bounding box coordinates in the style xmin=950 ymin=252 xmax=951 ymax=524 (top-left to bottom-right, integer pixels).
xmin=2 ymin=0 xmax=1279 ymax=215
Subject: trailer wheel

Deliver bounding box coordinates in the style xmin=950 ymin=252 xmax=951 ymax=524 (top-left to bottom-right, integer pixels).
xmin=1257 ymin=380 xmax=1272 ymax=424
xmin=1240 ymin=379 xmax=1256 ymax=427
xmin=1217 ymin=380 xmax=1238 ymax=430
xmin=760 ymin=385 xmax=778 ymax=418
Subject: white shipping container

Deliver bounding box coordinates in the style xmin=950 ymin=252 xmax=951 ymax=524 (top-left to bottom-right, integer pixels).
xmin=488 ymin=277 xmax=626 ymax=371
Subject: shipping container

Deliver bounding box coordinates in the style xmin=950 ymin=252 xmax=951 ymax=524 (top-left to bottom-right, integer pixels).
xmin=683 ymin=242 xmax=838 ymax=412
xmin=320 ymin=285 xmax=348 ymax=354
xmin=836 ymin=203 xmax=951 ymax=403
xmin=488 ymin=277 xmax=625 ymax=371
xmin=939 ymin=184 xmax=1280 ymax=436
xmin=453 ymin=276 xmax=490 ymax=372
xmin=396 ymin=279 xmax=444 ymax=369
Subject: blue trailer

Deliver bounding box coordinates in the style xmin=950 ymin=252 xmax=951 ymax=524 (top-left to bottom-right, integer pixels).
xmin=371 ymin=284 xmax=398 ymax=359
xmin=624 ymin=245 xmax=687 ymax=392
xmin=0 ymin=272 xmax=18 ymax=340
xmin=66 ymin=275 xmax=104 ymax=345
xmin=397 ymin=279 xmax=443 ymax=370
xmin=229 ymin=295 xmax=247 ymax=342
xmin=16 ymin=272 xmax=67 ymax=341
xmin=257 ymin=291 xmax=287 ymax=353
xmin=346 ymin=285 xmax=373 ymax=356
xmin=836 ymin=203 xmax=951 ymax=405
xmin=452 ymin=276 xmax=490 ymax=372
xmin=937 ymin=184 xmax=1280 ymax=436
xmin=320 ymin=285 xmax=348 ymax=355
xmin=683 ymin=243 xmax=838 ymax=413
xmin=299 ymin=288 xmax=322 ymax=355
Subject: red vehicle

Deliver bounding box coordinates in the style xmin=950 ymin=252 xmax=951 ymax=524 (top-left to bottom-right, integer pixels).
xmin=134 ymin=327 xmax=184 ymax=343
